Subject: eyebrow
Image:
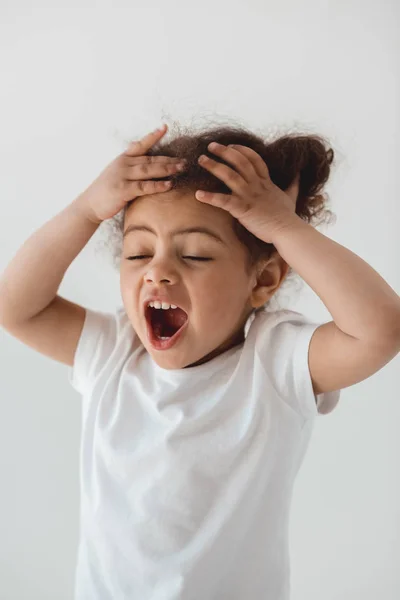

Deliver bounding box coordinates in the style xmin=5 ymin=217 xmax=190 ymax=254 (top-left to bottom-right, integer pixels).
xmin=123 ymin=224 xmax=227 ymax=246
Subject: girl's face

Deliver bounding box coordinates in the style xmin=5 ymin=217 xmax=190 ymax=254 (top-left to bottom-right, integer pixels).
xmin=120 ymin=190 xmax=261 ymax=370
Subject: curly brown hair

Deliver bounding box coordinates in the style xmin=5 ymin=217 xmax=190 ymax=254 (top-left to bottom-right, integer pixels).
xmin=98 ymin=120 xmax=336 ymax=310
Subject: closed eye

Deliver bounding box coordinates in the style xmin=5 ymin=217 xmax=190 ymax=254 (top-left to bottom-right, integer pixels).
xmin=126 ymin=256 xmax=213 ymax=261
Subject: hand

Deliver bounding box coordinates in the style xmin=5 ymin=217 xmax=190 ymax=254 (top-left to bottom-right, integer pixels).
xmin=79 ymin=124 xmax=187 ymax=224
xmin=195 ymin=142 xmax=301 ymax=244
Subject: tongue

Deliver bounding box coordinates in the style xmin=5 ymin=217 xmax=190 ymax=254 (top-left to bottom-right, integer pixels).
xmin=152 ymin=307 xmax=188 ymax=338
xmin=165 ymin=307 xmax=187 ymax=329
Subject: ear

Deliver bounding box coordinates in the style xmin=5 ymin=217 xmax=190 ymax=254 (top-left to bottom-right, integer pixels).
xmin=250 ymin=255 xmax=290 ymax=308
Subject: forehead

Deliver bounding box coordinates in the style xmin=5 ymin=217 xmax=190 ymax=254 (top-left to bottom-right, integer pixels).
xmin=123 ymin=190 xmax=238 ymax=244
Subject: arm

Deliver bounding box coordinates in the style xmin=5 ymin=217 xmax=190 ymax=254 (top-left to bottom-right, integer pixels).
xmin=272 ymin=217 xmax=400 ymax=395
xmin=0 ymin=194 xmax=100 ymax=324
xmin=0 ymin=195 xmax=101 ymax=366
xmin=191 ymin=141 xmax=400 ymax=395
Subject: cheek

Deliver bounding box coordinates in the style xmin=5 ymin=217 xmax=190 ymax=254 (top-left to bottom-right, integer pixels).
xmin=199 ymin=268 xmax=250 ymax=320
xmin=120 ymin=264 xmax=137 ymax=284
xmin=195 ymin=282 xmax=242 ymax=324
xmin=119 ymin=270 xmax=139 ymax=304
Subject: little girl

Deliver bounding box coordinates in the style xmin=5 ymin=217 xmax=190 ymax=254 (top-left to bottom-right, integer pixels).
xmin=1 ymin=123 xmax=399 ymax=600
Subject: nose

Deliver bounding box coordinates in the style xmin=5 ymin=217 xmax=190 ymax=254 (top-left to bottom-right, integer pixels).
xmin=144 ymin=258 xmax=179 ymax=285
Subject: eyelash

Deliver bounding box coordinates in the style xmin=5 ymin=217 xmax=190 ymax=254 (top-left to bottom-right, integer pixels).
xmin=126 ymin=256 xmax=213 ymax=262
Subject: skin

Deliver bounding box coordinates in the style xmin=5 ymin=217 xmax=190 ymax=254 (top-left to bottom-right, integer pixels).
xmin=119 ymin=188 xmax=289 ymax=370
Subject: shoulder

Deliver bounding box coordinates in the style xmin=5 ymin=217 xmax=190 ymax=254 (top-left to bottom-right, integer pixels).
xmin=69 ymin=305 xmax=137 ymax=395
xmin=248 ymin=307 xmax=340 ymax=417
xmin=250 ymin=307 xmax=312 ymax=339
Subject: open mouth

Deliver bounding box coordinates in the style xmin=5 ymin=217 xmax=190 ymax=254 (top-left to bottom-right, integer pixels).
xmin=145 ymin=305 xmax=189 ymax=348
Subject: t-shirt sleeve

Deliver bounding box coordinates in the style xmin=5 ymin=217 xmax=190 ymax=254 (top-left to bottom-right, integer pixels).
xmin=257 ymin=311 xmax=341 ymax=420
xmin=68 ymin=306 xmax=121 ymax=395
xmin=292 ymin=320 xmax=341 ymax=418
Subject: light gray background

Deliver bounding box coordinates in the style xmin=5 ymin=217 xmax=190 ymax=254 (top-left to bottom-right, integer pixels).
xmin=0 ymin=1 xmax=399 ymax=598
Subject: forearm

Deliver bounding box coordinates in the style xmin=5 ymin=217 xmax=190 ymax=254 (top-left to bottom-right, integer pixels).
xmin=272 ymin=216 xmax=400 ymax=341
xmin=0 ymin=194 xmax=101 ymax=324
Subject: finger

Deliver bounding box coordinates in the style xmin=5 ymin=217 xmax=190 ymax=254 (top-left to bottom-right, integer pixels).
xmin=227 ymin=145 xmax=271 ymax=180
xmin=124 ymin=124 xmax=168 ymax=156
xmin=129 ymin=179 xmax=173 ymax=196
xmin=207 ymin=143 xmax=258 ymax=183
xmin=124 ymin=155 xmax=185 ymax=166
xmin=195 ymin=190 xmax=244 ymax=219
xmin=125 ymin=161 xmax=186 ymax=181
xmin=198 ymin=155 xmax=247 ymax=195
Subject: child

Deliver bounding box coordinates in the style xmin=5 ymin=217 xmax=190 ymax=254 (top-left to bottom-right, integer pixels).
xmin=1 ymin=123 xmax=399 ymax=599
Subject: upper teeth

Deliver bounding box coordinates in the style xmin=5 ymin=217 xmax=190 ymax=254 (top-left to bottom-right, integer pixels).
xmin=148 ymin=301 xmax=178 ymax=310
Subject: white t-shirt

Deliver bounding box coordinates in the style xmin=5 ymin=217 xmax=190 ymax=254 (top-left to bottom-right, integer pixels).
xmin=68 ymin=305 xmax=340 ymax=600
